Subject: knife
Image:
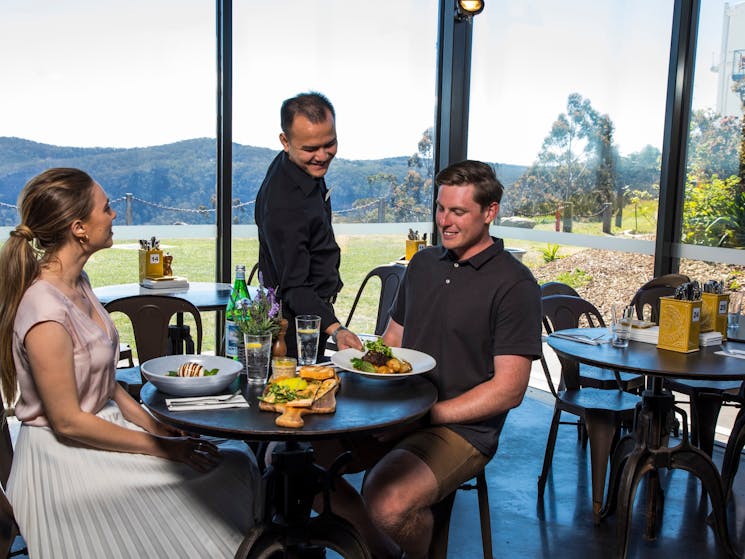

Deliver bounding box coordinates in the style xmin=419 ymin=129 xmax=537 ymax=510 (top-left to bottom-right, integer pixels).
xmin=550 ymin=332 xmax=603 ymax=345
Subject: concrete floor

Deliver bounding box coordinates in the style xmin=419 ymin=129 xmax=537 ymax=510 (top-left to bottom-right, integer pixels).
xmin=444 ymin=386 xmax=745 ymax=558
xmin=9 ymin=348 xmax=745 ymax=558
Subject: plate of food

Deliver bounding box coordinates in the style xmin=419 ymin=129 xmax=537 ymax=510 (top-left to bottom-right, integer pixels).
xmin=331 ymin=339 xmax=436 ymax=379
xmin=140 ymin=354 xmax=242 ymax=396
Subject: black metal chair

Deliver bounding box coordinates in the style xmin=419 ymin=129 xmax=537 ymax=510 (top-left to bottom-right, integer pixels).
xmin=537 ymin=294 xmax=642 ymax=525
xmin=106 ymin=295 xmax=203 ymax=400
xmin=247 ymin=262 xmax=259 ymax=286
xmin=0 ymin=412 xmax=26 ymax=558
xmin=327 ymin=264 xmax=406 ymax=351
xmin=540 ymin=283 xmax=643 ymax=393
xmin=428 ymin=470 xmax=492 ymax=559
xmin=630 ymin=274 xmax=742 ymax=457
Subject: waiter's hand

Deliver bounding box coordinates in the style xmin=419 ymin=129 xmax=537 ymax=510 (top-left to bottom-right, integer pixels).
xmin=328 ymin=323 xmax=363 ymax=351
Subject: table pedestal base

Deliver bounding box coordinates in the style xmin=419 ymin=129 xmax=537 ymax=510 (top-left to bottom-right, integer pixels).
xmin=235 ymin=441 xmax=372 ymax=559
xmin=601 ymin=384 xmax=738 ymax=559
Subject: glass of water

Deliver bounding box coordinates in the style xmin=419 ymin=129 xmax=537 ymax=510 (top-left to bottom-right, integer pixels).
xmin=611 ymin=304 xmax=632 ymax=348
xmin=295 ymin=315 xmax=321 ymax=365
xmin=728 ymin=292 xmax=742 ymax=330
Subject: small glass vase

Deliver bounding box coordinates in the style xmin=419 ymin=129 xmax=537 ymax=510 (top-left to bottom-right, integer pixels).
xmin=240 ymin=332 xmax=272 ymax=385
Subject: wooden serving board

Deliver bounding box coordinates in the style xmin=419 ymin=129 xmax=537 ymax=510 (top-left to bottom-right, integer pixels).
xmin=259 ymin=380 xmax=339 ymax=428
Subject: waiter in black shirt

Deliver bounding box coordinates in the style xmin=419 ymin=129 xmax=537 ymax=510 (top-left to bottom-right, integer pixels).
xmin=255 ymin=92 xmax=363 ymax=358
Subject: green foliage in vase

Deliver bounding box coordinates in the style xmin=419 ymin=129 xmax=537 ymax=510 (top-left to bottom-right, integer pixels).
xmin=236 ymin=281 xmax=282 ymax=337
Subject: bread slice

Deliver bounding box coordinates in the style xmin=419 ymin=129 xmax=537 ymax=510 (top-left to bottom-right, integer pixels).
xmin=299 ymin=365 xmax=336 ymax=380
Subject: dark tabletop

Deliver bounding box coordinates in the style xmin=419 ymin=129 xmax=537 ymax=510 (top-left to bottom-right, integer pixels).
xmin=141 ymin=372 xmax=439 ymax=441
xmin=547 ymin=327 xmax=745 ymax=381
xmin=94 ymin=281 xmax=235 ymax=311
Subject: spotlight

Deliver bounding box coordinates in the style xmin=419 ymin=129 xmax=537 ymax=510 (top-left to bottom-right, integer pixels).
xmin=456 ymin=0 xmax=485 ymax=21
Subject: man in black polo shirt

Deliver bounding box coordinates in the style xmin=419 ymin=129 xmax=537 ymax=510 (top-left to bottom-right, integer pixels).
xmin=316 ymin=160 xmax=542 ymax=559
xmin=255 ymin=92 xmax=362 ymax=358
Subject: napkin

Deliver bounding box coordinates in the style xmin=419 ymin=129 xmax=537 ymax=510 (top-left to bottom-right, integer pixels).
xmin=166 ymin=393 xmax=249 ymax=411
xmin=715 ymin=349 xmax=745 ymax=360
xmin=700 ymin=331 xmax=722 ymax=347
xmin=630 ymin=326 xmax=659 ymax=344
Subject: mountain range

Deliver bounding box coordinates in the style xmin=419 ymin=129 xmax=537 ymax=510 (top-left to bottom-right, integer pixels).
xmin=0 ymin=137 xmax=525 ymax=225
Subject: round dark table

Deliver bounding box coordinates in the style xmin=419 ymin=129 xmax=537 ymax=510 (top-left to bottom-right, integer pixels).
xmin=548 ymin=328 xmax=745 ymax=559
xmin=141 ymin=372 xmax=437 ymax=440
xmin=94 ymin=281 xmax=234 ymax=311
xmin=141 ymin=372 xmax=438 ymax=558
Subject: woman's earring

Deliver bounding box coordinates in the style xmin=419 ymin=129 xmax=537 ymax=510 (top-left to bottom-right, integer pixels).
xmin=79 ymin=234 xmax=89 ymax=245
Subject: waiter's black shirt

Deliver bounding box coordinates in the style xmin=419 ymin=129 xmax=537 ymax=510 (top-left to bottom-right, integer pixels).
xmin=255 ymin=151 xmax=342 ymax=340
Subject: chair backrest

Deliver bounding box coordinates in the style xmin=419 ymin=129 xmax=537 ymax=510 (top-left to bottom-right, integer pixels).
xmin=345 ymin=264 xmax=407 ymax=336
xmin=629 ymin=273 xmax=690 ymax=323
xmin=542 ymin=294 xmax=605 ymax=390
xmin=104 ymin=295 xmax=203 ymax=363
xmin=0 ymin=412 xmax=21 ymax=558
xmin=541 ymin=294 xmax=605 ymax=333
xmin=540 ymin=281 xmax=580 ymax=298
xmin=540 ymin=282 xmax=581 ymax=334
xmin=247 ymin=262 xmax=259 ymax=286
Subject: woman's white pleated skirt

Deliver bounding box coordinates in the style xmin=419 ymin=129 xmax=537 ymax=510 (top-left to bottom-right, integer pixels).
xmin=7 ymin=402 xmax=259 ymax=559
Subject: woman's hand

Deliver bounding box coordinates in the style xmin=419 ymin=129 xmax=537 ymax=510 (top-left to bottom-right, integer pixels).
xmin=158 ymin=436 xmax=222 ymax=473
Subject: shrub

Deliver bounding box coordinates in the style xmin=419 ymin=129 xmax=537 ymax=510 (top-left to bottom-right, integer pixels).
xmin=555 ymin=268 xmax=592 ymax=288
xmin=542 ymin=243 xmax=561 ymax=263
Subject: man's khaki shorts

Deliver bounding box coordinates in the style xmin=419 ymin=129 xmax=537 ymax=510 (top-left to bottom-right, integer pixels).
xmin=332 ymin=425 xmax=490 ymax=503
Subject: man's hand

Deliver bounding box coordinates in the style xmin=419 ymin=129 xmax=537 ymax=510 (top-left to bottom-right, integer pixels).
xmin=335 ymin=327 xmax=363 ymax=350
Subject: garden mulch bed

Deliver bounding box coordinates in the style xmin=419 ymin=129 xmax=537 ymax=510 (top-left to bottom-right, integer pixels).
xmin=531 ymin=248 xmax=745 ymax=322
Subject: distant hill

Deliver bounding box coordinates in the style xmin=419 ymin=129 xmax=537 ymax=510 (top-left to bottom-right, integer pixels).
xmin=0 ymin=137 xmax=525 ymax=225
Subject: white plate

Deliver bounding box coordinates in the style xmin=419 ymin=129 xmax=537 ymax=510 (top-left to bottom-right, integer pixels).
xmin=331 ymin=347 xmax=436 ymax=380
xmin=140 ymin=354 xmax=242 ymax=396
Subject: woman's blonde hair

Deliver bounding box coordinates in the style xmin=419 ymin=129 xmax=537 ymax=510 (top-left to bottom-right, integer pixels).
xmin=0 ymin=168 xmax=95 ymax=406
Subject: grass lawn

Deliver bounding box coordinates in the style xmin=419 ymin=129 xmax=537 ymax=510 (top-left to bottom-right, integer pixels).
xmin=87 ymin=236 xmax=404 ymax=359
xmin=86 ymin=205 xmax=655 ymax=361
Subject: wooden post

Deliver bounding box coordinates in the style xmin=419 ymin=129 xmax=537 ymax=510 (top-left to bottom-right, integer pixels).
xmin=378 ymin=197 xmax=385 ymax=222
xmin=562 ymin=203 xmax=573 ymax=233
xmin=126 ymin=193 xmax=133 ymax=225
xmin=602 ymin=202 xmax=612 ymax=234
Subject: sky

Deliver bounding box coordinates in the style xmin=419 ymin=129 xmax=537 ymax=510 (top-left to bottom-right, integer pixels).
xmin=0 ymin=0 xmax=733 ymax=166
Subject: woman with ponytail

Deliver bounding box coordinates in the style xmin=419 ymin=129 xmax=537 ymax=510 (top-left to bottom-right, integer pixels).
xmin=0 ymin=169 xmax=257 ymax=558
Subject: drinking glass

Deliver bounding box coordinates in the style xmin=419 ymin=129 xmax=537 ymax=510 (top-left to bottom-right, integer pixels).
xmin=728 ymin=292 xmax=742 ymax=330
xmin=295 ymin=315 xmax=321 ymax=365
xmin=611 ymin=304 xmax=632 ymax=348
xmin=242 ymin=332 xmax=272 ymax=385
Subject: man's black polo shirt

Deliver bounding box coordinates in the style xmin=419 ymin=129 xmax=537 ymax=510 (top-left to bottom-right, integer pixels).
xmin=390 ymin=237 xmax=542 ymax=457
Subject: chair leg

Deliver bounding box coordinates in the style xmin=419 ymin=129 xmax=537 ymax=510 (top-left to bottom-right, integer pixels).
xmin=538 ymin=408 xmax=562 ymax=497
xmin=428 ymin=492 xmax=456 ymax=559
xmin=721 ymin=409 xmax=745 ymax=501
xmin=584 ymin=411 xmax=618 ymax=525
xmin=475 ymin=470 xmax=493 ymax=559
xmin=689 ymin=392 xmax=724 ymax=458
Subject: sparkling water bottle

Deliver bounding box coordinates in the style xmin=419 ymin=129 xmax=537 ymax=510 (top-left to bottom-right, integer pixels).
xmin=225 ymin=264 xmax=249 ymax=358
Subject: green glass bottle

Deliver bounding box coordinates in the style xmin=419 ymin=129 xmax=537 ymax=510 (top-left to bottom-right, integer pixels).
xmin=225 ymin=264 xmax=249 ymax=358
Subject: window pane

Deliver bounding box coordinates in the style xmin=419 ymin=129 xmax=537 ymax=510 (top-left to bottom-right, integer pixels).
xmin=681 ymin=0 xmax=745 ymax=268
xmin=232 ymin=0 xmax=438 ymax=333
xmin=0 ymin=0 xmax=218 ymax=348
xmin=469 ymin=1 xmax=674 ymax=316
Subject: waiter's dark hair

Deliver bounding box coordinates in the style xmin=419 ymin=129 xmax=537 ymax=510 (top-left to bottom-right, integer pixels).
xmin=281 ymin=92 xmax=336 ymax=137
xmin=435 ymin=160 xmax=504 ymax=207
